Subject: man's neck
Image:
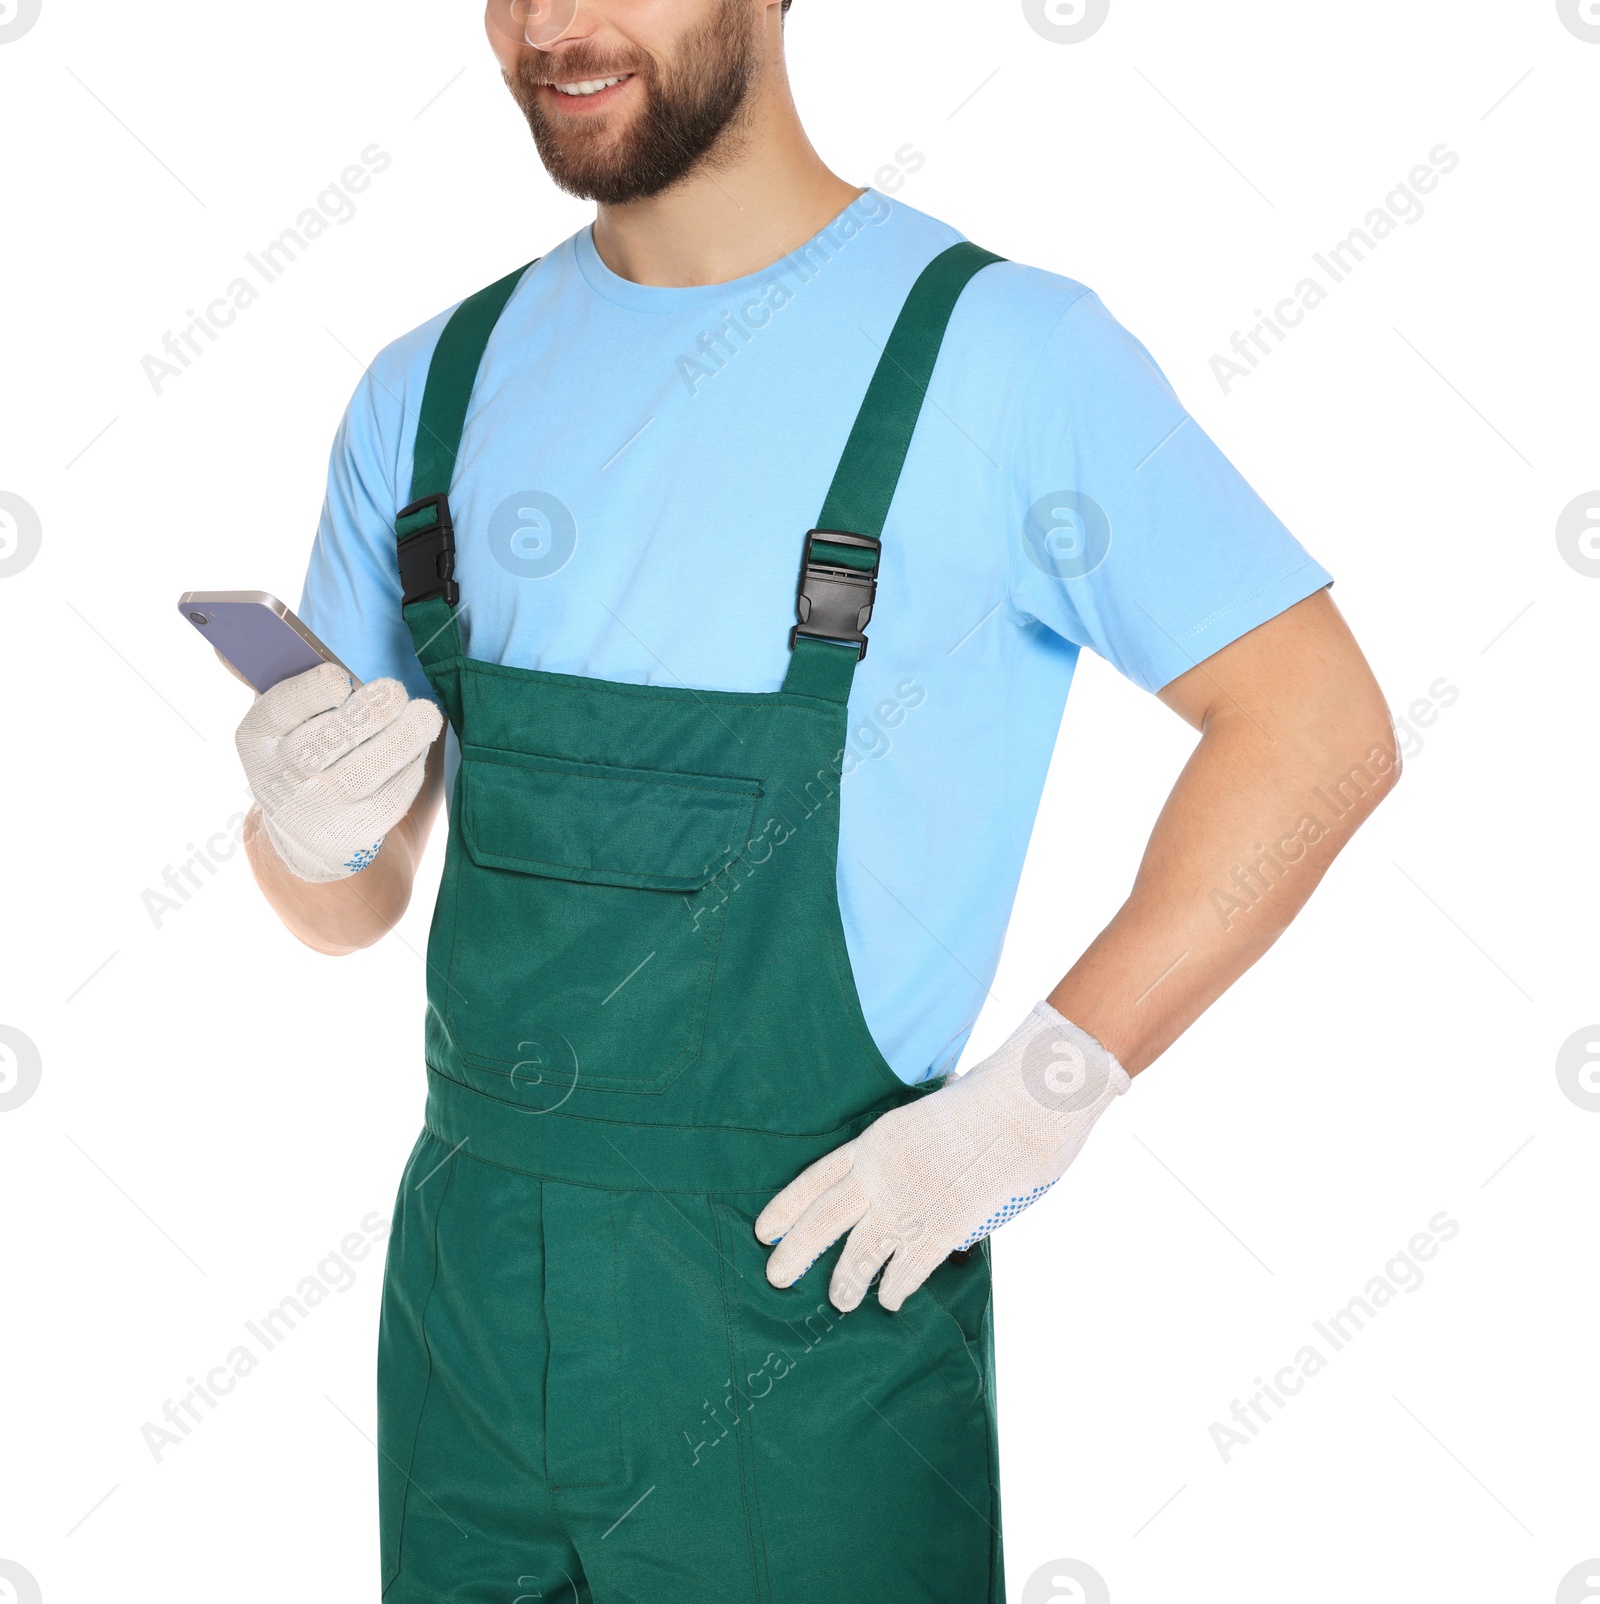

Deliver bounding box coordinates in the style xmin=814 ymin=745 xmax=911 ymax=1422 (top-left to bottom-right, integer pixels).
xmin=588 ymin=73 xmax=863 ymax=290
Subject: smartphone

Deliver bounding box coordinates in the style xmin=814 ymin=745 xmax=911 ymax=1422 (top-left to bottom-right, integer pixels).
xmin=177 ymin=591 xmax=354 ymax=694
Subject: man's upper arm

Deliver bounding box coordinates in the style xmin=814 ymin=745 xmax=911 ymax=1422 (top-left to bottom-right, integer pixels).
xmin=1156 ymin=587 xmax=1389 ymax=743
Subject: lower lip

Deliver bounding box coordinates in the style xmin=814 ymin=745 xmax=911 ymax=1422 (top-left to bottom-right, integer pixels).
xmin=544 ymin=74 xmax=634 ymax=113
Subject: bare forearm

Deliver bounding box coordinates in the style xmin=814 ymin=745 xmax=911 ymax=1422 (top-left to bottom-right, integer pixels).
xmin=245 ymin=740 xmax=444 ymax=955
xmin=1048 ymin=592 xmax=1398 ymax=1073
xmin=1049 ymin=709 xmax=1395 ymax=1070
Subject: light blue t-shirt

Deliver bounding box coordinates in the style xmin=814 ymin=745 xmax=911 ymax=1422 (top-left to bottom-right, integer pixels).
xmin=299 ymin=189 xmax=1330 ymax=1085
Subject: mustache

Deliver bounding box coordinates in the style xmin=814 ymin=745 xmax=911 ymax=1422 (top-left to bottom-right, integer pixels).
xmin=519 ymin=53 xmax=647 ymax=86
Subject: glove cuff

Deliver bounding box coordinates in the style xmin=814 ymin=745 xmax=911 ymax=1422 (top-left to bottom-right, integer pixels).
xmin=956 ymin=1001 xmax=1130 ymax=1146
xmin=258 ymin=807 xmax=382 ymax=885
xmin=1030 ymin=1000 xmax=1132 ymax=1097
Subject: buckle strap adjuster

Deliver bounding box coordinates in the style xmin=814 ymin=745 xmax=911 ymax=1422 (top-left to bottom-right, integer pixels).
xmin=789 ymin=528 xmax=881 ymax=660
xmin=396 ymin=493 xmax=459 ymax=608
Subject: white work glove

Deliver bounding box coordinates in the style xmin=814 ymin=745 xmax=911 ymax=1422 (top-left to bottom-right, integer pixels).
xmin=757 ymin=1001 xmax=1131 ymax=1312
xmin=236 ymin=661 xmax=441 ymax=883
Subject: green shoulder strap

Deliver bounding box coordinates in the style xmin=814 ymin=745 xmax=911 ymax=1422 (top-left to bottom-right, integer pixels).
xmin=396 ymin=260 xmax=535 ymax=675
xmin=780 ymin=240 xmax=1005 ymax=702
xmin=395 ymin=240 xmax=1006 ymax=704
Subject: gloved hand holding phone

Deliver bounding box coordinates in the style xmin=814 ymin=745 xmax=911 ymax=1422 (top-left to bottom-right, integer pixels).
xmin=236 ymin=661 xmax=442 ymax=883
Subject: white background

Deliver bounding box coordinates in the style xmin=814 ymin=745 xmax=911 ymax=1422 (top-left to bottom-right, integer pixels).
xmin=1 ymin=1 xmax=1596 ymax=1601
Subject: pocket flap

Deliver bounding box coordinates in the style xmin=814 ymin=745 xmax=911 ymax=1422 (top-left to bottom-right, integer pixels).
xmin=459 ymin=744 xmax=761 ymax=891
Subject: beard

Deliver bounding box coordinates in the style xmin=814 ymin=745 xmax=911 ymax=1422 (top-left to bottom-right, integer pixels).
xmin=504 ymin=0 xmax=763 ymax=206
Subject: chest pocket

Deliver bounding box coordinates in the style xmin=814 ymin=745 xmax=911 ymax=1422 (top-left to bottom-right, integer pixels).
xmin=436 ymin=744 xmax=761 ymax=1095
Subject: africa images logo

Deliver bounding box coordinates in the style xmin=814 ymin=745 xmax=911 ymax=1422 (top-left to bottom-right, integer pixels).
xmin=1022 ymin=491 xmax=1112 ymax=581
xmin=0 ymin=1026 xmax=43 ymax=1113
xmin=0 ymin=1562 xmax=42 ymax=1604
xmin=1556 ymin=0 xmax=1600 ymax=42
xmin=1021 ymin=1558 xmax=1111 ymax=1604
xmin=0 ymin=0 xmax=42 ymax=43
xmin=488 ymin=491 xmax=578 ymax=580
xmin=0 ymin=492 xmax=42 ymax=578
xmin=1556 ymin=1560 xmax=1600 ymax=1602
xmin=1556 ymin=491 xmax=1600 ymax=577
xmin=1021 ymin=1024 xmax=1111 ymax=1114
xmin=1022 ymin=0 xmax=1110 ymax=44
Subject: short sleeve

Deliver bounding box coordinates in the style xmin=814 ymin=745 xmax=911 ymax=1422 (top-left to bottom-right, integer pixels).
xmin=1007 ymin=290 xmax=1332 ymax=691
xmin=297 ymin=349 xmax=439 ymax=705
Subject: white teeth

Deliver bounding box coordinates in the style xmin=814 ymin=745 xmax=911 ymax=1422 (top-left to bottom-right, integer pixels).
xmin=553 ymin=75 xmax=626 ymax=96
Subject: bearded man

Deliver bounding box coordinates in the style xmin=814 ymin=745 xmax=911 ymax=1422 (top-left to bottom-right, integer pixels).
xmin=236 ymin=3 xmax=1396 ymax=1597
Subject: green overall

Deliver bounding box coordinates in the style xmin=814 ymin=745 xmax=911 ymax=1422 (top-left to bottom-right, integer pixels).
xmin=377 ymin=241 xmax=1007 ymax=1603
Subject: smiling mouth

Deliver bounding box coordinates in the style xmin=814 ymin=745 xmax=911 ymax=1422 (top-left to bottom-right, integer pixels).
xmin=548 ymin=72 xmax=635 ymax=99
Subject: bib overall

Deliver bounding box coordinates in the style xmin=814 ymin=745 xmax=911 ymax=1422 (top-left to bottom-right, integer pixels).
xmin=377 ymin=241 xmax=1008 ymax=1603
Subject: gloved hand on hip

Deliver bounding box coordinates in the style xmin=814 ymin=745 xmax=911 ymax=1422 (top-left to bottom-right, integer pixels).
xmin=236 ymin=661 xmax=442 ymax=883
xmin=757 ymin=1000 xmax=1130 ymax=1312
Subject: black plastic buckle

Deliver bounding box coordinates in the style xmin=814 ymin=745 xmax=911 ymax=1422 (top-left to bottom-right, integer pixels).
xmin=789 ymin=528 xmax=881 ymax=660
xmin=396 ymin=493 xmax=459 ymax=607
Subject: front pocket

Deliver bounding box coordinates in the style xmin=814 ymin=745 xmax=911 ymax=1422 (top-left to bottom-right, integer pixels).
xmin=461 ymin=746 xmax=763 ymax=890
xmin=443 ymin=745 xmax=762 ymax=1094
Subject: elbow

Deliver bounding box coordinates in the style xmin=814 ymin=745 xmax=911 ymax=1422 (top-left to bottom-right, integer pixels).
xmin=1379 ymin=724 xmax=1404 ymax=799
xmin=1267 ymin=648 xmax=1403 ymax=833
xmin=1365 ymin=678 xmax=1404 ymax=805
xmin=1323 ymin=683 xmax=1403 ymax=823
xmin=289 ymin=884 xmax=412 ymax=956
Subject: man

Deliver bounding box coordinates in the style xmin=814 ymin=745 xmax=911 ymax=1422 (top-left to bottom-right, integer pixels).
xmin=236 ymin=1 xmax=1397 ymax=1598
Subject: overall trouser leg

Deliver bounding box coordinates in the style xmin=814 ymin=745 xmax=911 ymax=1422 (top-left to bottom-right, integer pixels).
xmin=381 ymin=1143 xmax=1001 ymax=1602
xmin=379 ymin=1134 xmax=593 ymax=1602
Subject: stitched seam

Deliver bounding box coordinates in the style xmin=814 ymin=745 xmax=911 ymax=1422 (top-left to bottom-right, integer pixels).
xmin=460 ymin=790 xmax=758 ymax=885
xmin=715 ymin=1201 xmax=770 ymax=1604
xmin=423 ymin=1064 xmax=885 ymax=1144
xmin=737 ymin=1241 xmax=776 ymax=1603
xmin=803 ymin=702 xmax=908 ymax=1097
xmin=422 ymin=1122 xmax=836 ymax=1197
xmin=462 ymin=843 xmax=744 ymax=887
xmin=609 ymin=1192 xmax=625 ymax=1482
xmin=378 ymin=1129 xmax=427 ymax=1595
xmin=407 ymin=626 xmax=464 ymax=675
xmin=897 ymin=1278 xmax=993 ymax=1429
xmin=672 ymin=880 xmax=725 ymax=1088
xmin=440 ymin=808 xmax=468 ymax=1049
xmin=923 ymin=1276 xmax=987 ymax=1396
xmin=548 ymin=1192 xmax=627 ymax=1491
xmin=1170 ymin=556 xmax=1327 ymax=642
xmin=825 ymin=903 xmax=908 ymax=1098
xmin=462 ymin=745 xmax=764 ymax=797
xmin=457 ymin=1047 xmax=681 ymax=1089
xmin=461 ymin=656 xmax=846 ymax=717
xmin=386 ymin=1142 xmax=458 ymax=1591
xmin=977 ymin=1275 xmax=1003 ymax=1604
